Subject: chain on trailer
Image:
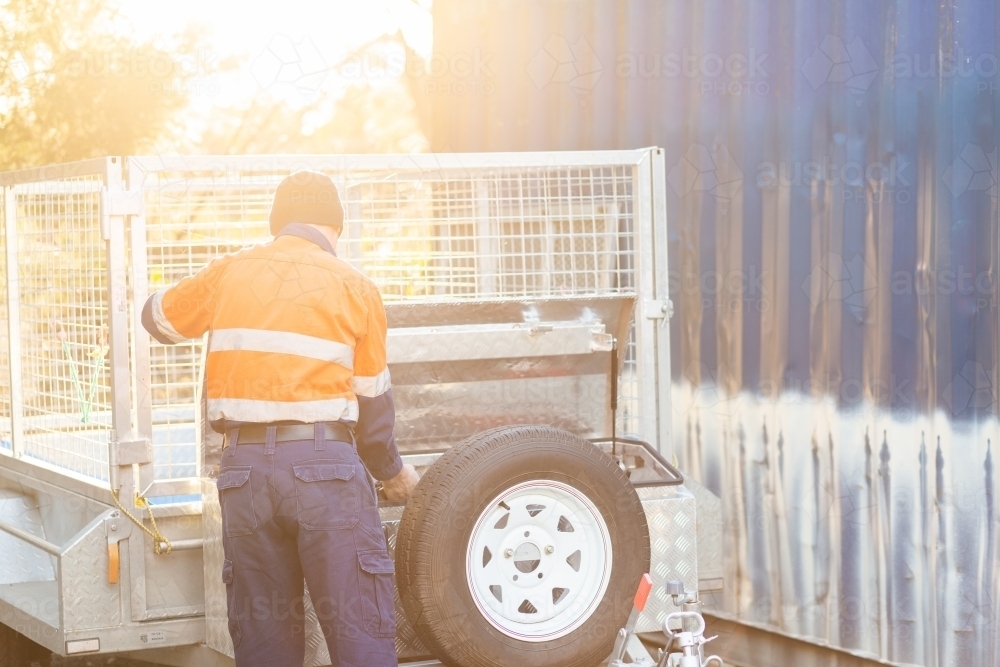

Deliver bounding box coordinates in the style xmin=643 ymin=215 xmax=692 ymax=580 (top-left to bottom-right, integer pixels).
xmin=110 ymin=488 xmax=172 ymax=555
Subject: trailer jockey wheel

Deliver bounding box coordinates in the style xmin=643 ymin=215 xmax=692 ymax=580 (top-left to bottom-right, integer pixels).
xmin=396 ymin=425 xmax=650 ymax=667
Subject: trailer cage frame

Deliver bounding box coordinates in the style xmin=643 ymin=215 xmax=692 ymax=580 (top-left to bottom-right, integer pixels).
xmin=0 ymin=149 xmax=718 ymax=664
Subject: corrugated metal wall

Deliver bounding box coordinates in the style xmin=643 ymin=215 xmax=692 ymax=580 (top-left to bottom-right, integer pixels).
xmin=416 ymin=1 xmax=1000 ymax=665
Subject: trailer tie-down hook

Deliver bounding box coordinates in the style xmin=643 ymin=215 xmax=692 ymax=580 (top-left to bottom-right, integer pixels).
xmin=111 ymin=489 xmax=173 ymax=555
xmin=54 ymin=321 xmax=108 ymax=423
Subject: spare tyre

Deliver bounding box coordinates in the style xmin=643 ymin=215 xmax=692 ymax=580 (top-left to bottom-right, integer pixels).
xmin=396 ymin=425 xmax=650 ymax=667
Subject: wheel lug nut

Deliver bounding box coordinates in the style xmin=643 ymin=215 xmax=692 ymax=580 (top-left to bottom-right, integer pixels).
xmin=504 ymin=548 xmax=514 ymax=558
xmin=545 ymin=545 xmax=554 ymax=554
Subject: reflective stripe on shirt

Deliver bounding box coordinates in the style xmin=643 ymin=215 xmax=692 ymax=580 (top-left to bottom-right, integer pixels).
xmin=151 ymin=290 xmax=187 ymax=343
xmin=209 ymin=328 xmax=355 ymax=370
xmin=351 ymin=367 xmax=391 ymax=398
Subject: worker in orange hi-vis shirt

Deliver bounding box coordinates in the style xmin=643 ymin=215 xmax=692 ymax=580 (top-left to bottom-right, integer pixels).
xmin=142 ymin=170 xmax=418 ymax=667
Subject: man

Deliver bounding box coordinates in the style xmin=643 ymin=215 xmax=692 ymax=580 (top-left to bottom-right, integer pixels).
xmin=141 ymin=170 xmax=419 ymax=667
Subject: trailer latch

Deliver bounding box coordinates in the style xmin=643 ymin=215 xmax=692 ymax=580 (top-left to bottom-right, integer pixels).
xmin=104 ymin=511 xmax=132 ymax=584
xmin=590 ymin=329 xmax=614 ymax=352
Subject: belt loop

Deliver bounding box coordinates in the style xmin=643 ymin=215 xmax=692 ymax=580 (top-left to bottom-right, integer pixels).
xmin=264 ymin=426 xmax=277 ymax=455
xmin=224 ymin=428 xmax=238 ymax=455
xmin=314 ymin=422 xmax=325 ymax=451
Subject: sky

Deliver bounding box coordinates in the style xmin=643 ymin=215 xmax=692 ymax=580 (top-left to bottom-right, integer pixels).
xmin=116 ymin=0 xmax=432 ymax=136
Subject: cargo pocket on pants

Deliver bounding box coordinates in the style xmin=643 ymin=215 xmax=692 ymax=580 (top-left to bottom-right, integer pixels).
xmin=358 ymin=550 xmax=397 ymax=639
xmin=217 ymin=467 xmax=256 ymax=537
xmin=292 ymin=460 xmax=360 ymax=530
xmin=222 ymin=558 xmax=242 ymax=648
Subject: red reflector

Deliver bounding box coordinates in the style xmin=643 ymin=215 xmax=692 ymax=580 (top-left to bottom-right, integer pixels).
xmin=634 ymin=573 xmax=654 ymax=612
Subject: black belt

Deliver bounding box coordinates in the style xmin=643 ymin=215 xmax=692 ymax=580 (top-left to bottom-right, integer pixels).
xmin=228 ymin=423 xmax=354 ymax=446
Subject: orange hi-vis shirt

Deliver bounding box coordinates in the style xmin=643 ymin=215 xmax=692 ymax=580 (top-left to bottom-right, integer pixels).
xmin=141 ymin=223 xmax=402 ymax=479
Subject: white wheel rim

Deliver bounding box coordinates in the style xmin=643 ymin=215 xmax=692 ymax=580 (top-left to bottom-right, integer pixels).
xmin=465 ymin=480 xmax=612 ymax=642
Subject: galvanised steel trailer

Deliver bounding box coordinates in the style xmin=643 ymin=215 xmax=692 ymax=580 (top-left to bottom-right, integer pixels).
xmin=0 ymin=150 xmax=720 ymax=667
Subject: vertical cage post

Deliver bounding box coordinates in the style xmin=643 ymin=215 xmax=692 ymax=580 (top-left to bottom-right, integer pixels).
xmin=126 ymin=160 xmax=156 ymax=493
xmin=4 ymin=187 xmax=24 ymax=458
xmin=651 ymin=148 xmax=673 ymax=459
xmin=632 ymin=152 xmax=659 ymax=446
xmin=104 ymin=200 xmax=130 ymax=493
xmin=118 ymin=160 xmax=157 ymax=623
xmin=102 ymin=161 xmax=145 ymax=497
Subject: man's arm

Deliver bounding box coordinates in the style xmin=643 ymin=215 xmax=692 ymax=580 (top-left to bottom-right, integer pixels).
xmin=351 ymin=287 xmax=406 ymax=483
xmin=141 ymin=256 xmax=230 ymax=344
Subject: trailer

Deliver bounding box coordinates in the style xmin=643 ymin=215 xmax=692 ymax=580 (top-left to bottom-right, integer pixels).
xmin=0 ymin=150 xmax=721 ymax=666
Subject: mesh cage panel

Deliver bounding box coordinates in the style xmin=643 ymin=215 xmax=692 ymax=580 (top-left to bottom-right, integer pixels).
xmin=13 ymin=177 xmax=110 ymax=481
xmin=136 ymin=159 xmax=642 ymax=484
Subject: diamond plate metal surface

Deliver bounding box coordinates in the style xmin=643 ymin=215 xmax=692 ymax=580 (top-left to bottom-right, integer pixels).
xmin=634 ymin=484 xmax=699 ymax=633
xmin=0 ymin=487 xmax=56 ymax=585
xmin=0 ymin=579 xmax=60 ymax=631
xmin=61 ymin=511 xmax=122 ymax=632
xmin=301 ymin=586 xmax=331 ymax=666
xmin=684 ymin=475 xmax=722 ymax=590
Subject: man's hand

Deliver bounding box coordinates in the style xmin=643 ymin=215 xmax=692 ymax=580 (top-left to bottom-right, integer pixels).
xmin=382 ymin=464 xmax=420 ymax=501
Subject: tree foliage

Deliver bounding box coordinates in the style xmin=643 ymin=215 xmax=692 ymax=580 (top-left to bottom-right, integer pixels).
xmin=0 ymin=0 xmax=197 ymax=169
xmin=196 ymin=80 xmax=427 ymax=155
xmin=194 ymin=33 xmax=428 ymax=155
xmin=1 ymin=1 xmax=429 ymax=167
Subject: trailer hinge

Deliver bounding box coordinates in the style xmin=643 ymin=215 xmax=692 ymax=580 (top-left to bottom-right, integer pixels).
xmin=100 ymin=190 xmax=143 ymax=239
xmin=643 ymin=299 xmax=673 ymax=321
xmin=111 ymin=438 xmax=152 ymax=466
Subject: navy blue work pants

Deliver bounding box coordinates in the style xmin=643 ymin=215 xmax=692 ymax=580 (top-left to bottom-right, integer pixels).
xmin=216 ymin=432 xmax=398 ymax=667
